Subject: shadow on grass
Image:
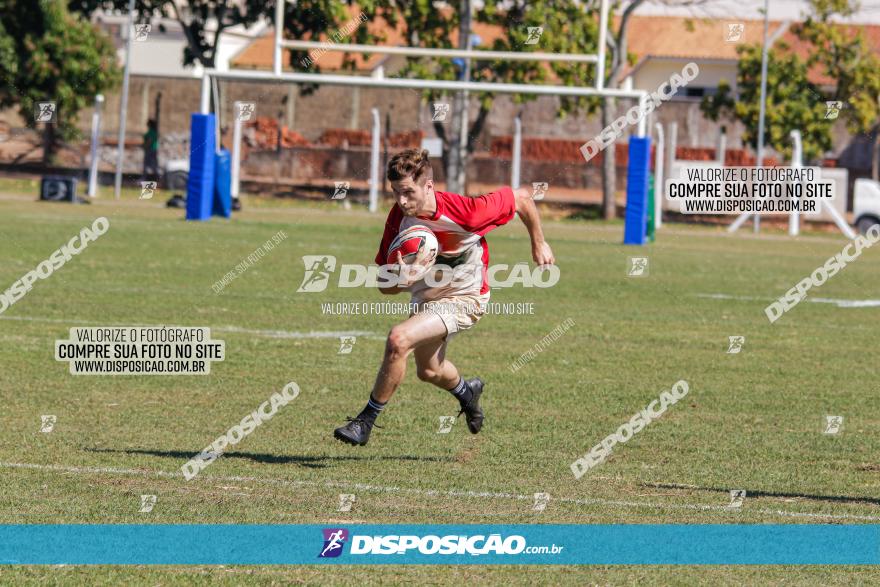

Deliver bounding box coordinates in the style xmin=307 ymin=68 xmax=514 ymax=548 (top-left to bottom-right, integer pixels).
xmin=86 ymin=447 xmax=452 ymax=469
xmin=645 ymin=482 xmax=880 ymax=507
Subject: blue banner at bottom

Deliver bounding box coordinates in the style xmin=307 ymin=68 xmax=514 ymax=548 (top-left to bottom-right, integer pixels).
xmin=0 ymin=525 xmax=877 ymax=565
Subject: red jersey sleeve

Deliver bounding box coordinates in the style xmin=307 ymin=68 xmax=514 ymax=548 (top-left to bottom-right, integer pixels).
xmin=441 ymin=187 xmax=517 ymax=235
xmin=375 ymin=205 xmax=403 ymax=264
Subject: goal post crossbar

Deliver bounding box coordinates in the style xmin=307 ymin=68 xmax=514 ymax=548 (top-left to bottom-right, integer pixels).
xmin=279 ymin=40 xmax=600 ymax=64
xmin=272 ymin=0 xmax=610 ymax=83
xmin=199 ymin=68 xmax=646 ymax=106
xmin=199 ymin=68 xmax=649 ymax=136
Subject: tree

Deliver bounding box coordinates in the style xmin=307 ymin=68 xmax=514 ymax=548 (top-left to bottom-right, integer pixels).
xmin=798 ymin=0 xmax=880 ymax=178
xmin=0 ymin=0 xmax=120 ymax=163
xmin=71 ymin=1 xmax=381 ymax=72
xmin=69 ymin=0 xmax=267 ymax=68
xmin=701 ymin=44 xmax=829 ymax=161
xmin=701 ymin=0 xmax=880 ymax=172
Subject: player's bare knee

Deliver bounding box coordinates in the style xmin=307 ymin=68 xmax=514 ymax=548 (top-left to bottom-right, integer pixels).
xmin=386 ymin=328 xmax=412 ymax=358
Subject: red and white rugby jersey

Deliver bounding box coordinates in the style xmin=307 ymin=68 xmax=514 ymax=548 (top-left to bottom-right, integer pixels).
xmin=375 ymin=187 xmax=517 ymax=300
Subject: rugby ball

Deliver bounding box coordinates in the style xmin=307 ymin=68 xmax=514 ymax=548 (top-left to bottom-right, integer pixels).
xmin=387 ymin=225 xmax=439 ymax=266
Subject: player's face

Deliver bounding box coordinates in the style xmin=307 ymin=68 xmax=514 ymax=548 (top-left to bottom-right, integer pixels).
xmin=391 ymin=176 xmax=433 ymax=217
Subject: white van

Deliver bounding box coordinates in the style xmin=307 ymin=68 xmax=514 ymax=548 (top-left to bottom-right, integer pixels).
xmin=854 ymin=178 xmax=880 ymax=234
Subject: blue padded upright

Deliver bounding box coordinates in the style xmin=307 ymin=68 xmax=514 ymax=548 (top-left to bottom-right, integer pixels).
xmin=213 ymin=148 xmax=232 ymax=218
xmin=186 ymin=113 xmax=216 ymax=221
xmin=623 ymin=137 xmax=651 ymax=245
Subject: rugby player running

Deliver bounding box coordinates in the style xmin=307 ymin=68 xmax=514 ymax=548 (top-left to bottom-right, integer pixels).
xmin=334 ymin=149 xmax=555 ymax=446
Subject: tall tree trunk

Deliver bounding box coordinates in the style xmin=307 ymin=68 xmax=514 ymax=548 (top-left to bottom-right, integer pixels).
xmin=600 ymin=0 xmax=644 ymax=220
xmin=446 ymin=95 xmax=464 ymax=194
xmin=601 ymin=97 xmax=617 ymax=219
xmin=43 ymin=123 xmax=56 ymax=165
xmin=445 ymin=0 xmax=471 ymax=195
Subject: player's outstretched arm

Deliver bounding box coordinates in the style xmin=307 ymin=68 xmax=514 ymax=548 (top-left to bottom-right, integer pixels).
xmin=513 ymin=186 xmax=555 ymax=266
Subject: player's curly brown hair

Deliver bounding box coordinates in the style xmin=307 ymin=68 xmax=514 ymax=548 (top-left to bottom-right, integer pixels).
xmin=387 ymin=148 xmax=433 ymax=186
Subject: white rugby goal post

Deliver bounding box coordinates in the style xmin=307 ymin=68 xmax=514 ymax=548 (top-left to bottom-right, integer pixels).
xmin=197 ymin=0 xmax=650 ymax=213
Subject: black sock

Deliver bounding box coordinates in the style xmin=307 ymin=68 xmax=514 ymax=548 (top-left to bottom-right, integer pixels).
xmin=447 ymin=377 xmax=473 ymax=405
xmin=357 ymin=395 xmax=386 ymax=425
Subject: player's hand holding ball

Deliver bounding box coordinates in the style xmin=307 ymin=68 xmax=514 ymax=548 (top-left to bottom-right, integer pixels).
xmin=394 ymin=248 xmax=434 ymax=288
xmin=387 ymin=225 xmax=439 ymax=288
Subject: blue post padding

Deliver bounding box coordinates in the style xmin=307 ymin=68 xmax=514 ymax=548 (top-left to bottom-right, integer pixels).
xmin=623 ymin=136 xmax=651 ymax=245
xmin=213 ymin=149 xmax=232 ymax=218
xmin=186 ymin=114 xmax=216 ymax=221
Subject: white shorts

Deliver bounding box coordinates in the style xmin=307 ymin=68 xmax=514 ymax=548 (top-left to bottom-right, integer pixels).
xmin=410 ymin=292 xmax=491 ymax=337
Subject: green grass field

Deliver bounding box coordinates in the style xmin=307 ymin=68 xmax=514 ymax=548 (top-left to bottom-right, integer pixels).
xmin=1 ymin=188 xmax=879 ymax=585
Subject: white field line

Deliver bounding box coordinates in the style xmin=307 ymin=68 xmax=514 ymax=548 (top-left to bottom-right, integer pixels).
xmin=696 ymin=293 xmax=880 ymax=308
xmin=2 ymin=461 xmax=878 ymax=522
xmin=0 ymin=315 xmax=383 ymax=340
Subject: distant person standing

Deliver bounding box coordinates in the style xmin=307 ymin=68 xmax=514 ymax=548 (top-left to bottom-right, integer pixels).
xmin=143 ymin=118 xmax=159 ymax=179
